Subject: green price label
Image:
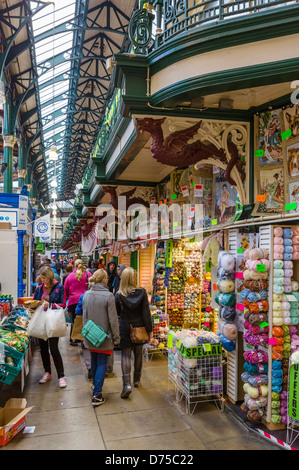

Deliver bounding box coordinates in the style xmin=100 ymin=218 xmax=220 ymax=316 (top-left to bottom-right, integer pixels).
xmin=285 ymin=202 xmax=297 ymax=211
xmin=255 ymin=149 xmax=264 ymax=157
xmin=281 ymin=129 xmax=292 ymax=140
xmin=237 ymin=248 xmax=243 ymax=253
xmin=259 ymin=322 xmax=269 ymax=328
xmin=211 ymin=219 xmax=217 ymax=226
xmin=171 ymin=194 xmax=177 ymax=199
xmin=257 ymin=264 xmax=266 ymax=272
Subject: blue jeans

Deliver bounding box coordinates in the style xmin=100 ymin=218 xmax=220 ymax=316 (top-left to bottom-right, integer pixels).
xmin=90 ymin=352 xmax=109 ymax=395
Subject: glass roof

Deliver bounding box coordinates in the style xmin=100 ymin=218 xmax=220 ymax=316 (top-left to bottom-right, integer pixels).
xmin=30 ymin=0 xmax=76 ymax=204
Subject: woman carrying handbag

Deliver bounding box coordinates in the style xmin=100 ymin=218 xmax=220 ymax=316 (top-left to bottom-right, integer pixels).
xmin=33 ymin=266 xmax=67 ymax=388
xmin=82 ymin=269 xmax=120 ymax=406
xmin=115 ymin=268 xmax=152 ymax=399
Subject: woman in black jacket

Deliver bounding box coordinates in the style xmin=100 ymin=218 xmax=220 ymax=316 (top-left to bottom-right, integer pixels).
xmin=115 ymin=267 xmax=152 ymax=398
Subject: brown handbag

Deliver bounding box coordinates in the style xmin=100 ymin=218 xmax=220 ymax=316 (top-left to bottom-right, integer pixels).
xmin=118 ymin=294 xmax=149 ymax=344
xmin=129 ymin=324 xmax=150 ymax=345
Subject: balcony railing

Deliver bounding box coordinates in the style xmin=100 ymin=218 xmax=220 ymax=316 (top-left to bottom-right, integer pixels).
xmin=129 ymin=0 xmax=297 ymax=52
xmin=162 ymin=0 xmax=296 ymax=43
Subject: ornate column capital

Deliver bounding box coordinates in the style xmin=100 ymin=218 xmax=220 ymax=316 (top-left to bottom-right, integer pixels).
xmin=18 ymin=169 xmax=27 ymax=178
xmin=3 ymin=135 xmax=17 ymax=148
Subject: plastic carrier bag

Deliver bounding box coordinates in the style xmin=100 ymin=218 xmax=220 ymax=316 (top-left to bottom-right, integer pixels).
xmin=46 ymin=306 xmax=67 ymax=338
xmin=27 ymin=304 xmax=48 ymax=341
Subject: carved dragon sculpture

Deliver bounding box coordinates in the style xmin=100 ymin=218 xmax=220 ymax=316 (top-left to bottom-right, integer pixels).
xmin=136 ymin=117 xmax=245 ymax=186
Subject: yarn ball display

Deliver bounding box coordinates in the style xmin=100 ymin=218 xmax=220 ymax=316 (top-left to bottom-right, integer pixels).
xmin=243 ymin=331 xmax=268 ymax=347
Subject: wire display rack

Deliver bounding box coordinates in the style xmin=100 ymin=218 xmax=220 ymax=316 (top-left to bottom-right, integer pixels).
xmin=143 ymin=311 xmax=169 ymax=362
xmin=168 ymin=342 xmax=224 ymax=415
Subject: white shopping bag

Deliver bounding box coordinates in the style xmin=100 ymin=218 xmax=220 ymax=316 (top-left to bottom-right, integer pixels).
xmin=27 ymin=304 xmax=48 ymax=340
xmin=46 ymin=306 xmax=68 ymax=338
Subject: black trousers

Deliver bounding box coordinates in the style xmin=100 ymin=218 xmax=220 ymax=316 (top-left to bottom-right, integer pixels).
xmin=39 ymin=337 xmax=65 ymax=379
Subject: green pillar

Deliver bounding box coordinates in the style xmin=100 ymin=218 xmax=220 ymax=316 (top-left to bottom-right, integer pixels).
xmin=18 ymin=136 xmax=27 ymax=188
xmin=130 ymin=251 xmax=138 ymax=271
xmin=3 ymin=100 xmax=16 ymax=193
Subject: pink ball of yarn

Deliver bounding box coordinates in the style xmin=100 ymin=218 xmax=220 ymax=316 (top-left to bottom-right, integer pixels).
xmin=292 ymin=236 xmax=299 ymax=244
xmin=274 ymin=237 xmax=283 ymax=245
xmin=274 ymin=245 xmax=284 ymax=254
xmin=274 ymin=227 xmax=283 ymax=236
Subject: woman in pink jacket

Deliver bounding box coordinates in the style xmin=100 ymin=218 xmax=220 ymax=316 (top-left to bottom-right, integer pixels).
xmin=64 ymin=259 xmax=92 ymax=345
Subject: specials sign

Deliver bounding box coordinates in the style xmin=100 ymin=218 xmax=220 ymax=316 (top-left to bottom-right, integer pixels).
xmin=289 ymin=363 xmax=299 ymax=421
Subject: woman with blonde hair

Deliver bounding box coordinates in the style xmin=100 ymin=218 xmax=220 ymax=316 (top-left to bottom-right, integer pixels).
xmin=82 ymin=269 xmax=120 ymax=406
xmin=33 ymin=266 xmax=66 ymax=387
xmin=115 ymin=267 xmax=152 ymax=398
xmin=64 ymin=259 xmax=92 ymax=345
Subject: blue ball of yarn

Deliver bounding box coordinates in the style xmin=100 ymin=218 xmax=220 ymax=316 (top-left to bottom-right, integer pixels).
xmin=218 ymin=333 xmax=235 ymax=352
xmin=272 ymin=360 xmax=282 ymax=370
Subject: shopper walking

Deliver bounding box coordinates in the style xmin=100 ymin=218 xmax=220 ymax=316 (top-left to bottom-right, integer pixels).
xmin=106 ymin=259 xmax=117 ymax=292
xmin=62 ymin=264 xmax=73 ymax=285
xmin=33 ymin=266 xmax=67 ymax=388
xmin=64 ymin=259 xmax=92 ymax=345
xmin=115 ymin=267 xmax=152 ymax=399
xmin=82 ymin=269 xmax=120 ymax=406
xmin=112 ymin=264 xmax=126 ymax=294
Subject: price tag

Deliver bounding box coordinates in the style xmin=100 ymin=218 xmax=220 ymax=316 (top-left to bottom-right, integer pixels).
xmin=167 ymin=334 xmax=174 ymax=348
xmin=256 ymin=195 xmax=266 ymax=202
xmin=194 ymin=184 xmax=203 ymax=197
xmin=257 ymin=264 xmax=266 ymax=272
xmin=237 ymin=248 xmax=243 ymax=253
xmin=181 ymin=186 xmax=189 ymax=197
xmin=281 ymin=129 xmax=292 ymax=140
xmin=236 ymin=272 xmax=244 ymax=279
xmin=285 ymin=202 xmax=297 ymax=211
xmin=286 ymin=295 xmax=298 ymax=302
xmin=171 ymin=194 xmax=177 ymax=199
xmin=211 ymin=219 xmax=217 ymax=226
xmin=259 ymin=322 xmax=269 ymax=328
xmin=255 ymin=149 xmax=264 ymax=157
xmin=269 ymin=337 xmax=277 ymax=345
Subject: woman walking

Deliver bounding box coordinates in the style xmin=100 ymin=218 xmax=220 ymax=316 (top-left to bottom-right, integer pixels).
xmin=33 ymin=266 xmax=67 ymax=388
xmin=115 ymin=267 xmax=152 ymax=399
xmin=82 ymin=269 xmax=120 ymax=406
xmin=64 ymin=259 xmax=92 ymax=344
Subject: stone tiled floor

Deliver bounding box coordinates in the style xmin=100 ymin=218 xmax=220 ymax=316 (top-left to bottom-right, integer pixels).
xmin=0 ymin=328 xmax=279 ymax=451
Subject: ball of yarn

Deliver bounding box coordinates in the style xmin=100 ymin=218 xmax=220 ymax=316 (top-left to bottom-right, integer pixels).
xmin=243 ymin=350 xmax=268 ymax=364
xmin=243 ymin=299 xmax=268 ymax=313
xmin=220 ymin=321 xmax=238 ymax=340
xmin=243 ymin=280 xmax=269 ymax=292
xmin=283 ymin=228 xmax=293 ymax=238
xmin=218 ymin=279 xmax=235 ymax=293
xmin=243 ymin=382 xmax=268 ymax=398
xmin=274 ymin=227 xmax=283 ymax=236
xmin=292 ymin=281 xmax=299 ymax=291
xmin=217 ymin=267 xmax=235 ymax=281
xmin=274 ymin=260 xmax=284 ymax=268
xmin=215 ymin=292 xmax=235 ymax=307
xmin=219 ymin=306 xmax=236 ymax=323
xmin=219 ymin=251 xmax=235 ymax=271
xmin=218 ymin=333 xmax=235 ymax=352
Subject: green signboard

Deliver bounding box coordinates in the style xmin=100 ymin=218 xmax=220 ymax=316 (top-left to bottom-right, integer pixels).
xmin=289 ymin=363 xmax=299 ymax=421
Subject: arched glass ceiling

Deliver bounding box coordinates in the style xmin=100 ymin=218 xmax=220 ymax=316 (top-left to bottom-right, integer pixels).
xmin=30 ymin=0 xmax=76 ymax=203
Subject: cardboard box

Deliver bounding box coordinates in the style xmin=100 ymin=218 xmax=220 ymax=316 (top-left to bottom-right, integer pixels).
xmin=0 ymin=222 xmax=12 ymax=230
xmin=0 ymin=398 xmax=33 ymax=446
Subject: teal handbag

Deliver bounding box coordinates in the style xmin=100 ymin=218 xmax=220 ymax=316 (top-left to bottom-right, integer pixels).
xmin=81 ymin=319 xmax=108 ymax=347
xmin=81 ymin=294 xmax=109 ymax=347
